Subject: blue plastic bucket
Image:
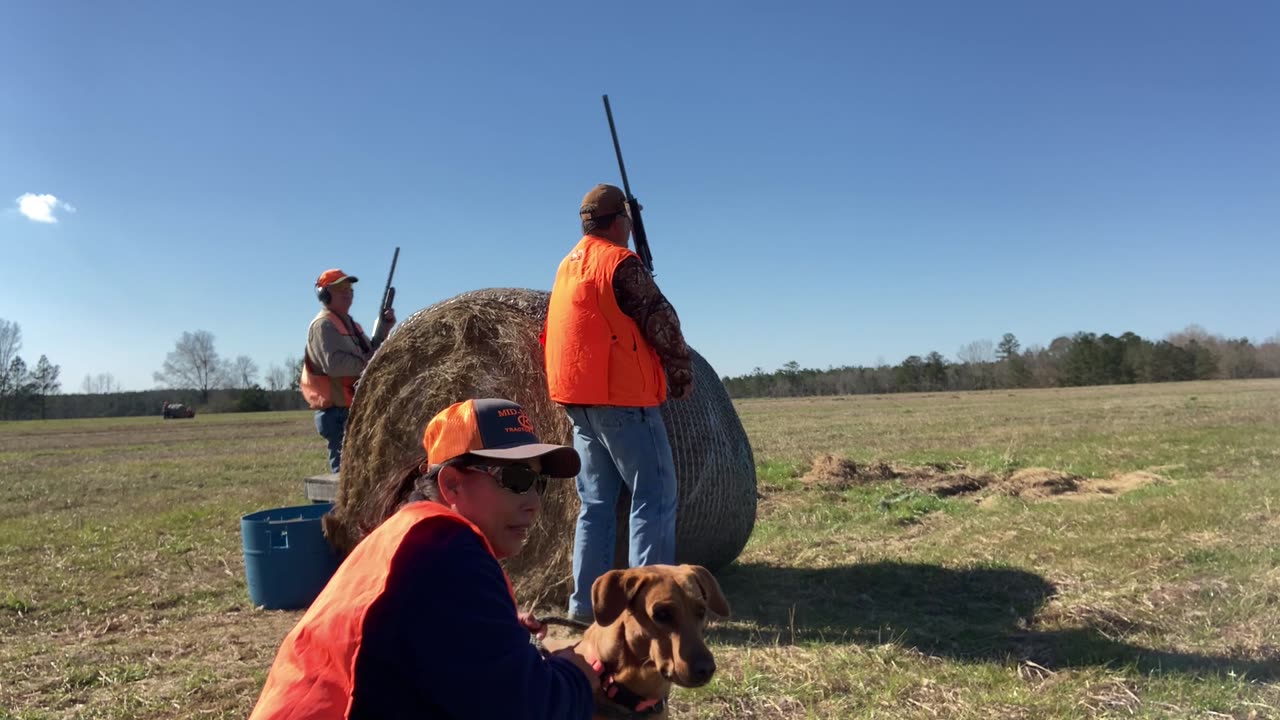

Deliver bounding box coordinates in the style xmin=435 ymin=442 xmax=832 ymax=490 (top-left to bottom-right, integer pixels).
xmin=241 ymin=503 xmax=340 ymax=610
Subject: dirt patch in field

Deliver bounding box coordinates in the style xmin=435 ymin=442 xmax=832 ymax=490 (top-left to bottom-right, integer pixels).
xmin=802 ymin=455 xmax=1165 ymax=504
xmin=905 ymin=468 xmax=995 ymax=497
xmin=803 ymin=454 xmax=898 ymax=487
xmin=803 ymin=453 xmax=857 ymax=484
xmin=1089 ymin=471 xmax=1165 ymax=496
xmin=987 ymin=468 xmax=1083 ymax=501
xmin=992 ymin=468 xmax=1163 ymax=503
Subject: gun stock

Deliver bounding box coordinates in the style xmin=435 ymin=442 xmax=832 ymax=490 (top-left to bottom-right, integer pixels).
xmin=370 ymin=246 xmax=400 ymax=348
xmin=602 ymin=95 xmax=654 ymax=275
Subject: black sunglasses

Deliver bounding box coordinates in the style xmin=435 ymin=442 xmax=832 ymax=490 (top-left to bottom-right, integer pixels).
xmin=465 ymin=462 xmax=548 ymax=496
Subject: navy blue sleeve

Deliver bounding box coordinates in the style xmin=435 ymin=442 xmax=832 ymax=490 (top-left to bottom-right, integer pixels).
xmin=351 ymin=520 xmax=594 ymax=720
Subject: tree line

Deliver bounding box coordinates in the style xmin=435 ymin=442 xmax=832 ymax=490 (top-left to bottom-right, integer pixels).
xmin=0 ymin=320 xmax=308 ymax=421
xmin=721 ymin=327 xmax=1280 ymax=399
xmin=6 ymin=318 xmax=1279 ymax=419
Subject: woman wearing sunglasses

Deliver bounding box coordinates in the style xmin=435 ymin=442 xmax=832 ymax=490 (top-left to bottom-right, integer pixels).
xmin=250 ymin=398 xmax=600 ymax=720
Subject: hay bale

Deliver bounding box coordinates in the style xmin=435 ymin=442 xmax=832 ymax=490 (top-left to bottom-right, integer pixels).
xmin=323 ymin=288 xmax=757 ymax=605
xmin=660 ymin=332 xmax=758 ymax=573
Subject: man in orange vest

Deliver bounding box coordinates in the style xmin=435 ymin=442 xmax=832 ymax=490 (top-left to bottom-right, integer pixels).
xmin=544 ymin=184 xmax=695 ymax=624
xmin=249 ymin=398 xmax=600 ymax=719
xmin=300 ymin=268 xmax=396 ymax=473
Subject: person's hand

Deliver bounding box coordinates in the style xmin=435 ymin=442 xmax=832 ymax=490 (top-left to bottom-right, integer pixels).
xmin=667 ymin=362 xmax=694 ymax=400
xmin=381 ymin=308 xmax=397 ymax=327
xmin=518 ymin=610 xmax=546 ymax=639
xmin=670 ymin=376 xmax=694 ymax=400
xmin=553 ymin=645 xmax=602 ymax=694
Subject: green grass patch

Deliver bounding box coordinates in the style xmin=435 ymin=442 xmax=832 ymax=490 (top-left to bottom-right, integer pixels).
xmin=5 ymin=382 xmax=1280 ymax=717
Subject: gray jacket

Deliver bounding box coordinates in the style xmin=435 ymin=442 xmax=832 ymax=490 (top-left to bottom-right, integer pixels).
xmin=307 ymin=310 xmax=374 ymax=378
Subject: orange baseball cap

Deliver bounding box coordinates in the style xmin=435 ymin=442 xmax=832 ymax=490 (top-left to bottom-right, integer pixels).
xmin=423 ymin=399 xmax=580 ymax=478
xmin=316 ymin=268 xmax=359 ymax=288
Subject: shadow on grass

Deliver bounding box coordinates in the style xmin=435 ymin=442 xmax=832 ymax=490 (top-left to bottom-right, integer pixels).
xmin=713 ymin=561 xmax=1279 ymax=681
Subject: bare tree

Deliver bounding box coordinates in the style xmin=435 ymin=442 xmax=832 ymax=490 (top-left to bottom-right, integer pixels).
xmin=82 ymin=372 xmax=121 ymax=394
xmin=1259 ymin=333 xmax=1280 ymax=376
xmin=1167 ymin=324 xmax=1212 ymax=348
xmin=265 ymin=365 xmax=290 ymax=392
xmin=0 ymin=319 xmax=21 ymax=398
xmin=153 ymin=330 xmax=226 ymax=402
xmin=230 ymin=355 xmax=260 ymax=389
xmin=957 ymin=339 xmax=995 ymax=365
xmin=98 ymin=373 xmax=119 ymax=393
xmin=287 ymin=355 xmax=303 ymax=391
xmin=957 ymin=339 xmax=996 ymax=390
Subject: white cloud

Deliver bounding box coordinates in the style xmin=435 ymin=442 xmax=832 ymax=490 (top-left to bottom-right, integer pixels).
xmin=16 ymin=193 xmax=75 ymax=224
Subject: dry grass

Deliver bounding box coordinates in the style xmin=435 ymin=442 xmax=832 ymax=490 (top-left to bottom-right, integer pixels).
xmin=3 ymin=379 xmax=1280 ymax=718
xmin=799 ymin=455 xmax=1164 ymax=503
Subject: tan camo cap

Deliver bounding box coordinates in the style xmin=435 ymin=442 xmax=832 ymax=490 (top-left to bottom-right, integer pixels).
xmin=579 ymin=184 xmax=627 ymax=220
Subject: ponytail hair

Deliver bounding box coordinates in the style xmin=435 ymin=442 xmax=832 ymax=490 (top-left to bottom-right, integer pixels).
xmin=405 ymin=457 xmax=444 ymax=504
xmin=371 ymin=454 xmax=440 ymax=520
xmin=372 ymin=453 xmax=484 ymax=520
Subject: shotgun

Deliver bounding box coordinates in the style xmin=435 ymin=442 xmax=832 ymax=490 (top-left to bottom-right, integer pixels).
xmin=602 ymin=95 xmax=654 ymax=275
xmin=370 ymin=247 xmax=399 ymax=348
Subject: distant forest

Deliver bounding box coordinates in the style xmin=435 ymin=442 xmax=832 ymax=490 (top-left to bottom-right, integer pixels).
xmin=721 ymin=327 xmax=1280 ymax=399
xmin=3 ymin=317 xmax=1278 ymax=420
xmin=0 ymin=319 xmax=308 ymax=421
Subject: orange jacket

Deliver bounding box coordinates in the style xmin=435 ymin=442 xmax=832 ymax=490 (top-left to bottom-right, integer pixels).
xmin=248 ymin=502 xmax=513 ymax=720
xmin=300 ymin=312 xmax=367 ymax=410
xmin=545 ymin=236 xmax=667 ymax=407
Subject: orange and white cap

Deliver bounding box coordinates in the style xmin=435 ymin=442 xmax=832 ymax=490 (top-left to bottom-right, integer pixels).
xmin=423 ymin=399 xmax=580 ymax=478
xmin=316 ymin=269 xmax=359 ymax=289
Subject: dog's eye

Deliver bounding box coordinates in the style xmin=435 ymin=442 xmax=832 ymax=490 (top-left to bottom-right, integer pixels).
xmin=653 ymin=606 xmax=675 ymax=624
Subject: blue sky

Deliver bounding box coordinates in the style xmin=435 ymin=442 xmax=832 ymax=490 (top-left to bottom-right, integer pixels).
xmin=3 ymin=1 xmax=1277 ymax=392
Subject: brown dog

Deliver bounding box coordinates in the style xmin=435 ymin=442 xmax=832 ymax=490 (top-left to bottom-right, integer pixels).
xmin=574 ymin=564 xmax=731 ymax=718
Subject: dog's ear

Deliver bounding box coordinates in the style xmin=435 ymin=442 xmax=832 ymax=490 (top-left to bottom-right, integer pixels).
xmin=681 ymin=565 xmax=731 ymax=618
xmin=591 ymin=569 xmax=646 ymax=626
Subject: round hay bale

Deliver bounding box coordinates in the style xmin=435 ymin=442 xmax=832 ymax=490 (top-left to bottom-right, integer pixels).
xmin=322 ymin=287 xmax=756 ymax=605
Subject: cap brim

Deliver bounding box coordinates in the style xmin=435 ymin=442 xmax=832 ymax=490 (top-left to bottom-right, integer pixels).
xmin=470 ymin=444 xmax=581 ymax=478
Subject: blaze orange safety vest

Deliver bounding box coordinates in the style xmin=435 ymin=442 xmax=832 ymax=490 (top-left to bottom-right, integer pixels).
xmin=300 ymin=312 xmax=367 ymax=410
xmin=545 ymin=235 xmax=667 ymax=407
xmin=248 ymin=502 xmax=514 ymax=720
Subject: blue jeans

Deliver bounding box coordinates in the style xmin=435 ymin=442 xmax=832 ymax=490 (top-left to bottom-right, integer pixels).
xmin=566 ymin=405 xmax=678 ymax=620
xmin=315 ymin=407 xmax=349 ymax=473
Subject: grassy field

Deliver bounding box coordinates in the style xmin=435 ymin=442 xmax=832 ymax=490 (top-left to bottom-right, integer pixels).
xmin=2 ymin=379 xmax=1279 ymax=719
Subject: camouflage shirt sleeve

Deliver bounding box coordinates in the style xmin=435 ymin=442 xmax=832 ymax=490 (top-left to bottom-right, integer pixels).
xmin=612 ymin=256 xmax=694 ymax=395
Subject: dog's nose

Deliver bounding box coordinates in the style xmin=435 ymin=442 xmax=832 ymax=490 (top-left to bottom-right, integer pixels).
xmin=691 ymin=657 xmax=716 ymax=684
